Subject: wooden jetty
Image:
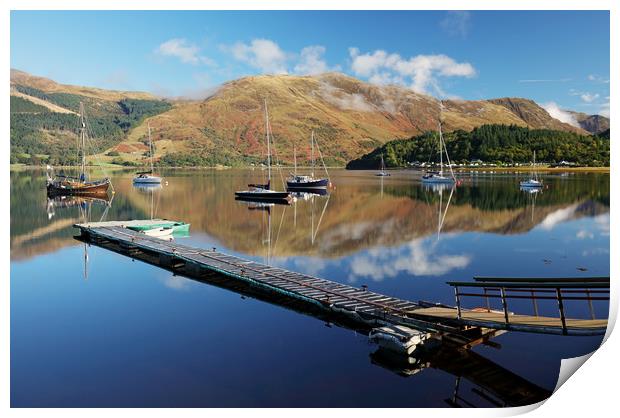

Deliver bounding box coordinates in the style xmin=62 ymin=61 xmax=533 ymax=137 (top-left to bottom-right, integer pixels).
xmin=74 ymin=220 xmax=609 ymax=344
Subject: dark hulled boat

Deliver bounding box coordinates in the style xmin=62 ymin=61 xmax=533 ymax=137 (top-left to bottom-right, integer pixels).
xmin=235 ymin=99 xmax=291 ymax=204
xmin=286 ymin=176 xmax=329 ymax=190
xmin=235 ymin=181 xmax=292 ymax=203
xmin=46 ymin=102 xmax=111 ymax=197
xmin=286 ymin=131 xmax=330 ymax=191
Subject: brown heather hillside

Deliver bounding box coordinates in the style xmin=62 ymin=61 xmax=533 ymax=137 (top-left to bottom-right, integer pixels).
xmin=10 ymin=69 xmax=156 ymax=101
xmin=567 ymin=111 xmax=610 ymax=134
xmin=486 ymin=98 xmax=586 ymax=133
xmin=110 ymin=73 xmax=590 ymax=165
xmin=11 ymin=70 xmax=596 ymax=166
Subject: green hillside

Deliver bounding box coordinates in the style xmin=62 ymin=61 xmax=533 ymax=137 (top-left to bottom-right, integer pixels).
xmin=10 ymin=85 xmax=171 ymax=165
xmin=346 ymin=124 xmax=610 ymax=169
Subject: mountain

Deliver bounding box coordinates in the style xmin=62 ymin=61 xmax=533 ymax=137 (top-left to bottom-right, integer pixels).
xmin=566 ymin=111 xmax=610 ymax=134
xmin=10 ymin=69 xmax=172 ymax=165
xmin=11 ymin=69 xmax=601 ymax=167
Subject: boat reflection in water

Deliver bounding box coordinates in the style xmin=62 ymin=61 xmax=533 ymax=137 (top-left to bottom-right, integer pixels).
xmin=422 ymin=182 xmax=455 ymax=240
xmin=46 ymin=194 xmax=113 ymax=221
xmin=370 ymin=345 xmax=551 ymax=407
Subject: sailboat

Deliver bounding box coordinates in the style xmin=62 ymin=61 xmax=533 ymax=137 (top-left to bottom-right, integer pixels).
xmin=133 ymin=122 xmax=162 ymax=184
xmin=519 ymin=151 xmax=543 ymax=188
xmin=422 ymin=108 xmax=456 ymax=185
xmin=375 ymin=154 xmax=391 ymax=176
xmin=46 ymin=102 xmax=111 ymax=196
xmin=286 ymin=131 xmax=330 ymax=190
xmin=235 ymin=100 xmax=292 ymax=203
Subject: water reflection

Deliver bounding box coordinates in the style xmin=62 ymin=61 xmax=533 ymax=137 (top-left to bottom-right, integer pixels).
xmin=10 ymin=168 xmax=609 ymax=407
xmin=73 ymin=227 xmax=552 ymax=407
xmin=46 ymin=194 xmax=113 ymax=220
xmin=11 ymin=169 xmax=610 ymax=262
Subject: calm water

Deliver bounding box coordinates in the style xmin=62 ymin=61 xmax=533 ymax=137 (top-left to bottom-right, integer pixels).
xmin=11 ymin=168 xmax=610 ymax=407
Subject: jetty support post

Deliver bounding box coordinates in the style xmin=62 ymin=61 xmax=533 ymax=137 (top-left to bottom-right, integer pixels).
xmin=556 ymin=288 xmax=567 ymax=335
xmin=500 ymin=288 xmax=509 ymax=324
xmin=454 ymin=286 xmax=462 ymax=319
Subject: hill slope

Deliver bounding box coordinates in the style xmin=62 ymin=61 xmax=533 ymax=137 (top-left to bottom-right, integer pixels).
xmin=11 ymin=69 xmax=602 ymax=166
xmin=567 ymin=111 xmax=610 ymax=134
xmin=10 ymin=69 xmax=172 ymax=164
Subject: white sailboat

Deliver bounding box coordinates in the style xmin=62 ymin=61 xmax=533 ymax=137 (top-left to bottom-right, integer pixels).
xmin=133 ymin=122 xmax=162 ymax=184
xmin=375 ymin=154 xmax=391 ymax=176
xmin=422 ymin=107 xmax=456 ymax=185
xmin=520 ymin=151 xmax=543 ymax=188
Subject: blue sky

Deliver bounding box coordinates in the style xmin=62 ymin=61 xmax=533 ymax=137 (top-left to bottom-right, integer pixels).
xmin=11 ymin=10 xmax=610 ymax=118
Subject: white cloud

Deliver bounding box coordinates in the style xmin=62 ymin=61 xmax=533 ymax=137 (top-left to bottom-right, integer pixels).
xmin=348 ymin=48 xmax=476 ymax=96
xmin=540 ymin=101 xmax=580 ymax=127
xmin=294 ymin=45 xmax=339 ymax=75
xmin=348 ymin=238 xmax=471 ymax=282
xmin=440 ymin=11 xmax=471 ymax=37
xmin=576 ymin=230 xmax=594 ymax=239
xmin=317 ymin=82 xmax=375 ymax=112
xmin=588 ymin=74 xmax=610 ymax=83
xmin=230 ymin=39 xmax=288 ymax=74
xmin=156 ymin=38 xmax=214 ymax=66
xmin=539 ymin=204 xmax=579 ymax=230
xmin=580 ymin=93 xmax=600 ymax=103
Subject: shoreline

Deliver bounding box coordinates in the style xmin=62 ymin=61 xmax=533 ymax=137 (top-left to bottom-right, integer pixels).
xmin=10 ymin=163 xmax=610 ymax=173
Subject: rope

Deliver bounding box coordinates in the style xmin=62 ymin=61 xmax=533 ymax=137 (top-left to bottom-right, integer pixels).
xmin=314 ymin=134 xmax=331 ymax=182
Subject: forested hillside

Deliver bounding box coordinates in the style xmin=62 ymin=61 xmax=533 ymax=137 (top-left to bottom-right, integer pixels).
xmin=10 ymin=84 xmax=171 ymax=165
xmin=346 ymin=124 xmax=610 ymax=169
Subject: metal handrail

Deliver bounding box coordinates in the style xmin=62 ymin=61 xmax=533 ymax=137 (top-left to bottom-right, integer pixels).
xmin=448 ymin=278 xmax=609 ymax=335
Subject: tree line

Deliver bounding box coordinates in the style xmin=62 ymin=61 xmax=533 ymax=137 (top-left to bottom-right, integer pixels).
xmin=346 ymin=124 xmax=610 ymax=169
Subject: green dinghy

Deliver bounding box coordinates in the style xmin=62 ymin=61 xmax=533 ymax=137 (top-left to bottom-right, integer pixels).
xmin=126 ymin=221 xmax=190 ymax=234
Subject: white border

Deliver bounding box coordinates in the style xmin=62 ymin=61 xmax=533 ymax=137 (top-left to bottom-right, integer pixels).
xmin=2 ymin=1 xmax=616 ymax=416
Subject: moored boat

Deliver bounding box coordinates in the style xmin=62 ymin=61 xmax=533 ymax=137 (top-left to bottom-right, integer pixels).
xmin=46 ymin=102 xmax=111 ymax=196
xmin=235 ymin=100 xmax=291 ymax=203
xmin=520 ymin=151 xmax=543 ymax=188
xmin=375 ymin=154 xmax=391 ymax=176
xmin=126 ymin=220 xmax=190 ymax=234
xmin=422 ymin=104 xmax=456 ymax=185
xmin=286 ymin=132 xmax=330 ymax=190
xmin=133 ymin=122 xmax=162 ymax=185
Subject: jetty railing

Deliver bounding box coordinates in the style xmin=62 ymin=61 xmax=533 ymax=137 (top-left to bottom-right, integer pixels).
xmin=447 ymin=277 xmax=610 ymax=335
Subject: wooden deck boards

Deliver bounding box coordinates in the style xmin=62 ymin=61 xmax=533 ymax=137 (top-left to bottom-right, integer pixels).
xmin=412 ymin=307 xmax=607 ymax=330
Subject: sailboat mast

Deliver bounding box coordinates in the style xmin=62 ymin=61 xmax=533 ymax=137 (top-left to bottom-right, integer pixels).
xmin=311 ymin=130 xmax=315 ymax=177
xmin=438 ymin=121 xmax=443 ymax=174
xmin=264 ymin=99 xmax=271 ymax=183
xmin=79 ymin=102 xmax=86 ymax=179
xmin=148 ymin=122 xmax=154 ymax=173
xmin=294 ymin=145 xmax=297 ymax=175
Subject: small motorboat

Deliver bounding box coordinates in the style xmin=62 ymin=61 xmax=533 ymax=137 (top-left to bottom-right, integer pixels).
xmin=369 ymin=325 xmax=435 ymax=355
